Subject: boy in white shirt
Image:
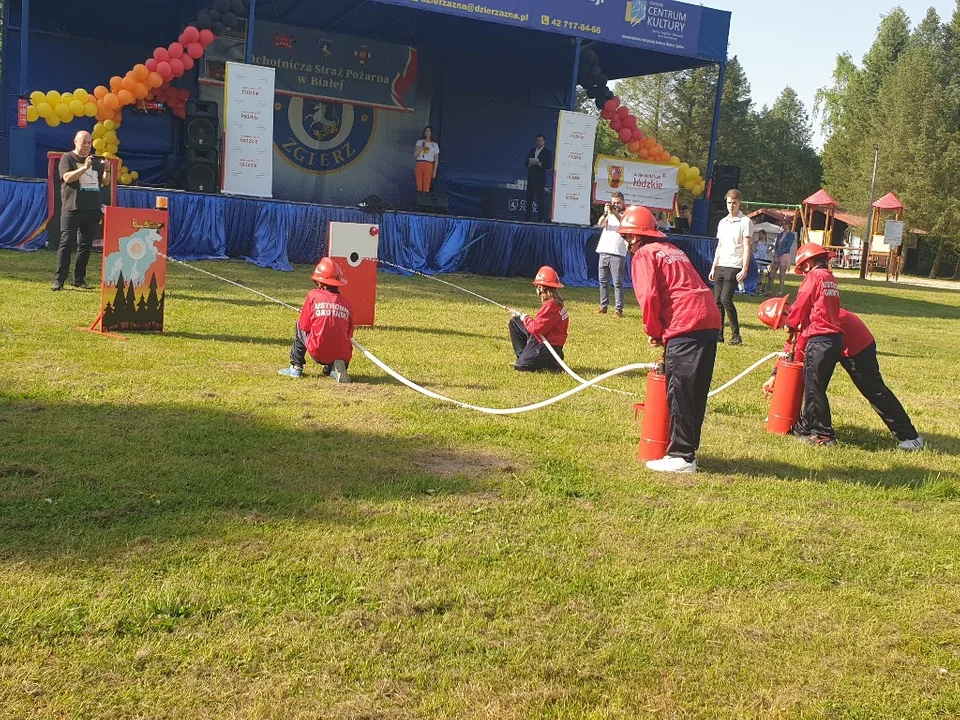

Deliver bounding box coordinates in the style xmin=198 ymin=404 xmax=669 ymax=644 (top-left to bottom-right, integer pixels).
xmin=710 ymin=189 xmax=751 ymax=345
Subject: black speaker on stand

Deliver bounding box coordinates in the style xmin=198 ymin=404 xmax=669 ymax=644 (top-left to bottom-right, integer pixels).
xmin=183 ymin=100 xmax=220 ymax=193
xmin=414 ymin=190 xmax=449 ymax=214
xmin=708 ymin=164 xmax=741 ymax=202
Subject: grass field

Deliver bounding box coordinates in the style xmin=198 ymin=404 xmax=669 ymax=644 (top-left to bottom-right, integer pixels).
xmin=2 ymin=249 xmax=960 ymax=719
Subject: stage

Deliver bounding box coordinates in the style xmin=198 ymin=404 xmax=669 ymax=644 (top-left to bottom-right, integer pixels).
xmin=0 ymin=175 xmax=759 ymax=290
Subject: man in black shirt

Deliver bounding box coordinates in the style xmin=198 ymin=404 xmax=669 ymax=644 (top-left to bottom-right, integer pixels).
xmin=524 ymin=133 xmax=553 ymax=223
xmin=54 ymin=131 xmax=110 ymax=290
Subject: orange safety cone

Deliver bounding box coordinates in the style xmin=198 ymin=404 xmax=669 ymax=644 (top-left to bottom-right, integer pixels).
xmin=766 ymin=360 xmax=804 ymax=434
xmin=634 ymin=370 xmax=670 ymax=460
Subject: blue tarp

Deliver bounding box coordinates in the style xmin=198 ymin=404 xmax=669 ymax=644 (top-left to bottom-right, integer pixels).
xmin=0 ymin=178 xmax=758 ymax=292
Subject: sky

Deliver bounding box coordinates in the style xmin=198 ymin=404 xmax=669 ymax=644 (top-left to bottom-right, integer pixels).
xmin=714 ymin=0 xmax=958 ymax=148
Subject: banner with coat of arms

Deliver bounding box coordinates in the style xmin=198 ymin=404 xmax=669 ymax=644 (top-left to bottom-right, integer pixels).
xmin=593 ymin=155 xmax=678 ymax=211
xmin=252 ymin=21 xmax=418 ymax=112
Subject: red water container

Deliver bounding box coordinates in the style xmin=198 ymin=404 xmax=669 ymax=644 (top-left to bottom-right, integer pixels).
xmin=634 ymin=370 xmax=670 ymax=461
xmin=766 ymin=360 xmax=804 ymax=434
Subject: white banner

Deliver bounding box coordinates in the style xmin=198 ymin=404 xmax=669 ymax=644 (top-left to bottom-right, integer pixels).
xmin=884 ymin=219 xmax=904 ymax=247
xmin=222 ymin=62 xmax=275 ymax=198
xmin=551 ymin=111 xmax=597 ymax=225
xmin=593 ymin=156 xmax=678 ymax=211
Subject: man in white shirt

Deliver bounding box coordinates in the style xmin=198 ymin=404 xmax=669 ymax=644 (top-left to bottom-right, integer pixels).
xmin=709 ymin=188 xmax=751 ymax=345
xmin=596 ymin=191 xmax=626 ymax=316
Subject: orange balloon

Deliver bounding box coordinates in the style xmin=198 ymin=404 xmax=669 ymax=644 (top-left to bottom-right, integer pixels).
xmin=639 ymin=148 xmax=649 ymax=159
xmin=117 ymin=89 xmax=134 ymax=106
xmin=653 ymin=144 xmax=663 ymax=156
xmin=644 ymin=136 xmax=656 ymax=149
xmin=93 ymin=85 xmax=109 ymax=100
xmin=109 ymin=76 xmax=123 ymax=92
xmin=627 ymin=140 xmax=641 ymax=153
xmin=133 ymin=64 xmax=149 ymax=81
xmin=121 ymin=75 xmax=137 ymax=92
xmin=147 ymin=72 xmax=163 ymax=89
xmin=134 ymin=83 xmax=149 ymax=100
xmin=103 ymin=93 xmax=120 ymax=110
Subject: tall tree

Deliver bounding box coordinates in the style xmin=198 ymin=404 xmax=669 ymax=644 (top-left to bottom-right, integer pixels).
xmin=752 ymin=88 xmax=823 ymax=204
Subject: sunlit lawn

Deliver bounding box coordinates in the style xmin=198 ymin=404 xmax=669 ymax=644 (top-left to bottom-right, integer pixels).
xmin=2 ymin=249 xmax=960 ymax=718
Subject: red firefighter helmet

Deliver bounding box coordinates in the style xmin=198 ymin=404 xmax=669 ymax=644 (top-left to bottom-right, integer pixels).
xmin=617 ymin=205 xmax=666 ymax=239
xmin=794 ymin=243 xmax=834 ymax=275
xmin=532 ymin=265 xmax=564 ymax=288
xmin=311 ymin=257 xmax=347 ymax=287
xmin=757 ymin=295 xmax=790 ymax=330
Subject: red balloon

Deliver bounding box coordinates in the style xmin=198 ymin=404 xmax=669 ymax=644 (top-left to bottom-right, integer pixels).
xmin=168 ymin=42 xmax=184 ymax=59
xmin=617 ymin=106 xmax=629 ymax=119
xmin=603 ymin=98 xmax=617 ymax=113
xmin=169 ymin=58 xmax=185 ymax=77
xmin=183 ymin=26 xmax=201 ymax=44
xmin=181 ymin=55 xmax=195 ymax=71
xmin=157 ymin=61 xmax=172 ymax=79
xmin=146 ymin=58 xmax=158 ymax=72
xmin=618 ymin=128 xmax=632 ymax=143
xmin=154 ymin=47 xmax=170 ymax=63
xmin=624 ymin=115 xmax=638 ymax=129
xmin=631 ymin=128 xmax=643 ymax=142
xmin=610 ymin=119 xmax=622 ymax=132
xmin=600 ymin=107 xmax=614 ymax=120
xmin=187 ymin=42 xmax=204 ymax=59
xmin=609 ymin=96 xmax=621 ymax=110
xmin=198 ymin=29 xmax=215 ymax=47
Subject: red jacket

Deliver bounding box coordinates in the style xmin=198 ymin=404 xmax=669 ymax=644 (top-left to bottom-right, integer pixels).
xmin=630 ymin=241 xmax=721 ymax=342
xmin=785 ymin=266 xmax=842 ymax=340
xmin=524 ymin=299 xmax=569 ymax=346
xmin=298 ymin=287 xmax=355 ymax=364
xmin=787 ymin=308 xmax=874 ymax=361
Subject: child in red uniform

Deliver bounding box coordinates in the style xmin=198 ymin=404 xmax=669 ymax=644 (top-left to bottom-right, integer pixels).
xmin=761 ymin=302 xmax=923 ymax=450
xmin=506 ymin=266 xmax=569 ymax=372
xmin=618 ymin=205 xmax=722 ymax=474
xmin=783 ymin=243 xmax=843 ymax=445
xmin=279 ymin=257 xmax=355 ymax=382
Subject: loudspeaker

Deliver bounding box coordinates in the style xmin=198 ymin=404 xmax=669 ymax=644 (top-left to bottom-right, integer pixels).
xmin=708 ymin=164 xmax=740 ymax=202
xmin=415 ymin=191 xmax=449 ymax=213
xmin=706 ymin=200 xmax=727 ymax=238
xmin=185 ymin=100 xmax=219 ymax=149
xmin=183 ymin=147 xmax=219 ymax=193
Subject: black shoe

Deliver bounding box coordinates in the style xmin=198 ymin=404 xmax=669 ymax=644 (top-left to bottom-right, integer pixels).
xmin=799 ymin=434 xmax=836 ymax=447
xmin=73 ymin=280 xmax=91 ymax=289
xmin=51 ymin=282 xmax=63 ymax=292
xmin=717 ymin=333 xmax=725 ymax=343
xmin=729 ymin=335 xmax=743 ymax=346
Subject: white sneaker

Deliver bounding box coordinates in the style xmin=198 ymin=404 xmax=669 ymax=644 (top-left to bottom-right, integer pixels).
xmin=645 ymin=456 xmax=697 ymax=473
xmin=897 ymin=435 xmax=924 ymax=451
xmin=331 ymin=359 xmax=350 ymax=384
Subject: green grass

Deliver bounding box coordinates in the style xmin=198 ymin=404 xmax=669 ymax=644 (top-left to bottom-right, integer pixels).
xmin=2 ymin=249 xmax=960 ymax=718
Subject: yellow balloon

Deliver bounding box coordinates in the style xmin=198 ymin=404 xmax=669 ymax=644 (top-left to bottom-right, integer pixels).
xmin=55 ymin=103 xmax=72 ymax=121
xmin=92 ymin=123 xmax=105 ymax=137
xmin=26 ymin=106 xmax=40 ymax=122
xmin=103 ymin=119 xmax=115 ymax=131
xmin=121 ymin=165 xmax=129 ymax=174
xmin=30 ymin=90 xmax=45 ymax=106
xmin=92 ymin=138 xmax=106 ymax=150
xmin=120 ymin=173 xmax=132 ymax=185
xmin=670 ymin=155 xmax=680 ymax=165
xmin=69 ymin=99 xmax=85 ymax=116
xmin=37 ymin=102 xmax=52 ymax=118
xmin=45 ymin=90 xmax=62 ymax=106
xmin=103 ymin=151 xmax=115 ymax=158
xmin=688 ymin=166 xmax=701 ymax=179
xmin=679 ymin=162 xmax=689 ymax=174
xmin=676 ymin=168 xmax=687 ymax=184
xmin=84 ymin=102 xmax=98 ymax=117
xmin=73 ymin=88 xmax=89 ymax=103
xmin=130 ymin=171 xmax=139 ymax=180
xmin=46 ymin=115 xmax=61 ymax=127
xmin=103 ymin=130 xmax=118 ymax=144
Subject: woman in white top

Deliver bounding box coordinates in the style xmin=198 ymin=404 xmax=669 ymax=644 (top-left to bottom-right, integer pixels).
xmin=709 ymin=188 xmax=751 ymax=345
xmin=413 ymin=125 xmax=439 ymax=193
xmin=596 ymin=191 xmax=627 ymax=316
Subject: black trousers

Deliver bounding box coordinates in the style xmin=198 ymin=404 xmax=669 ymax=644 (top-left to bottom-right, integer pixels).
xmin=663 ymin=332 xmax=718 ymax=462
xmin=795 ymin=334 xmax=842 ymax=438
xmin=840 ymin=342 xmax=919 ymax=442
xmin=509 ymin=316 xmax=562 ymax=371
xmin=56 ymin=209 xmax=101 ymax=285
xmin=289 ymin=323 xmax=349 ymax=373
xmin=526 ymin=179 xmax=547 ymax=222
xmin=712 ymin=266 xmax=741 ymax=337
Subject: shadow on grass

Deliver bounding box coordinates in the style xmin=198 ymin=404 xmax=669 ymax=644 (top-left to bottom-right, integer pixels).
xmin=0 ymin=394 xmax=509 ymax=560
xmin=163 ymin=331 xmax=292 ymax=346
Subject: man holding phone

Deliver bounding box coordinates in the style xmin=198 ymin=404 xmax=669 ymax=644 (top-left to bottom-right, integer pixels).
xmin=54 ymin=131 xmax=111 ymax=291
xmin=596 ymin=191 xmax=627 ymax=316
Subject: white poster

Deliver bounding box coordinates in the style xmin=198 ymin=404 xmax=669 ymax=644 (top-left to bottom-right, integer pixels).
xmin=222 ymin=62 xmax=275 ymax=198
xmin=593 ymin=156 xmax=679 ymax=211
xmin=551 ymin=111 xmax=598 ymax=225
xmin=884 ymin=219 xmax=904 ymax=247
